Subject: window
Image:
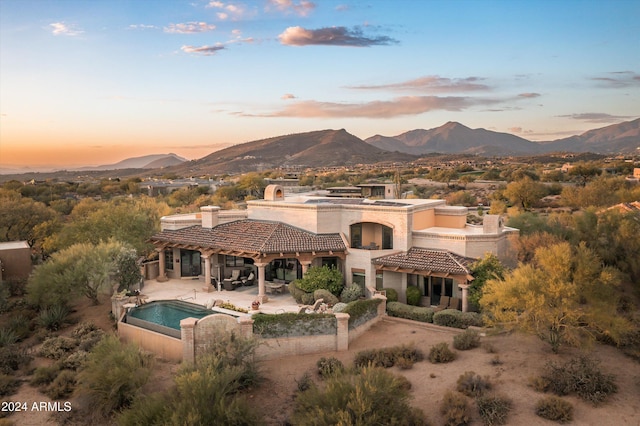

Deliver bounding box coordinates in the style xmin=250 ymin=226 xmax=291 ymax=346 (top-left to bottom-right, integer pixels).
xmin=352 ymin=269 xmax=365 ymax=291
xmin=382 ymin=225 xmax=393 ymax=249
xmin=350 ymin=223 xmax=362 ymax=248
xmin=165 ymin=250 xmax=174 ymax=270
xmin=322 ymin=257 xmax=338 ymax=268
xmin=225 ymin=255 xmax=245 ymax=267
xmin=375 ymin=270 xmax=383 ymax=290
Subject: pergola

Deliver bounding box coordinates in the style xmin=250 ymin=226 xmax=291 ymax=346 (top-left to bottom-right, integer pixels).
xmin=372 ymin=248 xmax=475 ymax=312
xmin=149 ymin=219 xmax=347 ymax=302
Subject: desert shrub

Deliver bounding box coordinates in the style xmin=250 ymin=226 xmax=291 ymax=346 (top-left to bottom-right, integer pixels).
xmin=296 ymin=371 xmax=313 ymax=392
xmin=117 ymin=393 xmax=169 ymax=426
xmin=37 ymin=304 xmax=69 ymax=331
xmin=200 ymin=330 xmax=261 ymax=389
xmin=535 ymin=396 xmax=574 ymax=423
xmin=440 ymin=391 xmax=471 ymax=426
xmin=6 ymin=314 xmax=33 ymax=342
xmin=60 ymin=350 xmax=89 ymax=370
xmin=540 ymin=355 xmax=617 ymax=405
xmin=30 ymin=364 xmax=62 ymax=386
xmin=395 ymin=356 xmax=415 ymax=370
xmin=456 ymin=371 xmax=492 ymax=397
xmin=483 ymin=342 xmax=497 ymax=353
xmin=166 ymin=356 xmax=262 ymax=426
xmin=382 ymin=288 xmax=398 ymax=302
xmin=38 ymin=336 xmax=77 ymax=360
xmin=72 ymin=321 xmax=98 ymax=338
xmin=476 ymin=393 xmax=512 ymax=426
xmin=489 ymin=355 xmax=503 ymax=366
xmin=433 ymin=309 xmax=465 ymax=328
xmin=0 ymin=285 xmax=9 ymax=314
xmin=428 ymin=342 xmax=456 ymax=363
xmin=0 ymin=345 xmax=31 ymax=374
xmin=291 ymin=366 xmax=427 ymax=426
xmin=295 ymin=266 xmax=344 ymax=297
xmin=77 ymin=329 xmax=105 ymax=352
xmin=387 ymin=301 xmax=435 ymax=323
xmin=406 ymin=286 xmax=422 ymax=306
xmin=76 ymin=335 xmax=154 ymax=417
xmin=460 ymin=312 xmax=484 ymax=327
xmin=0 ymin=374 xmax=20 ymax=397
xmin=0 ymin=329 xmax=17 ymax=348
xmin=353 ymin=343 xmax=423 ymax=370
xmin=332 ymin=302 xmax=348 ymax=313
xmin=46 ymin=369 xmax=76 ymax=400
xmin=313 ymin=289 xmax=339 ymax=306
xmin=317 ymin=356 xmax=345 ymax=378
xmin=340 ymin=284 xmax=363 ymax=303
xmin=453 ymin=329 xmax=481 ymax=350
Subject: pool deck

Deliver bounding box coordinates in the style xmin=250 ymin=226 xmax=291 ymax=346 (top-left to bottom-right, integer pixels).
xmin=140 ymin=277 xmax=301 ymax=314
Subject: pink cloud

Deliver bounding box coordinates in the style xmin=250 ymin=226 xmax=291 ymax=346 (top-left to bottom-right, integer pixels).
xmin=349 ymin=75 xmax=489 ymax=93
xmin=279 ymin=26 xmax=398 ymax=47
xmin=181 ymin=44 xmax=225 ymax=55
xmin=164 ymin=22 xmax=216 ymax=34
xmin=268 ymin=0 xmax=316 ymax=16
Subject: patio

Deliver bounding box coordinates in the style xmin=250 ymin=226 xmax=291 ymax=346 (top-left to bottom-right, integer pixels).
xmin=139 ymin=278 xmax=301 ymax=314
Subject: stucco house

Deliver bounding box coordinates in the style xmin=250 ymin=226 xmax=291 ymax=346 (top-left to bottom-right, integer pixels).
xmin=149 ymin=185 xmax=518 ymax=312
xmin=0 ymin=241 xmax=32 ymax=283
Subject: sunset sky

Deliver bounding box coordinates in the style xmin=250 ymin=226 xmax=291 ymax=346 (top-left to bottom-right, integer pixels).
xmin=1 ymin=0 xmax=639 ymax=169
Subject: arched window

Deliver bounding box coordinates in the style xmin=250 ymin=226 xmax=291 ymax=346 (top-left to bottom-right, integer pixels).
xmin=350 ymin=222 xmax=393 ymax=250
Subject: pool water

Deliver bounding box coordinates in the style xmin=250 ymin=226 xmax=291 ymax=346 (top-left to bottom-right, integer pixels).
xmin=128 ymin=300 xmax=212 ymax=330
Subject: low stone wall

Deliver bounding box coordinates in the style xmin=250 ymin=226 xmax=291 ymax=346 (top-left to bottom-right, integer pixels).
xmin=120 ymin=296 xmax=387 ymax=363
xmin=118 ymin=320 xmax=183 ymax=362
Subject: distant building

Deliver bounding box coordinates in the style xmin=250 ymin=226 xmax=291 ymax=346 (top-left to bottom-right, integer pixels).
xmin=0 ymin=241 xmax=32 ymax=282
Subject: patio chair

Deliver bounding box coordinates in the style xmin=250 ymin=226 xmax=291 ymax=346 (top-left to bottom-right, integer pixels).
xmin=242 ymin=272 xmax=255 ymax=286
xmin=449 ymin=297 xmax=461 ymax=310
xmin=205 ymin=299 xmax=214 ymax=309
xmin=434 ymin=296 xmax=450 ymax=311
xmin=298 ymin=298 xmax=324 ymax=314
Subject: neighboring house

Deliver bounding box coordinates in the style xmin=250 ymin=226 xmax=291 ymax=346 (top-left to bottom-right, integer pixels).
xmin=0 ymin=241 xmax=32 ymax=282
xmin=149 ymin=185 xmax=518 ymax=311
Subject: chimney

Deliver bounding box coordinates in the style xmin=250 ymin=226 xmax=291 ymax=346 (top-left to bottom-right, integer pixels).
xmin=482 ymin=214 xmax=502 ymax=234
xmin=201 ymin=206 xmax=220 ymax=229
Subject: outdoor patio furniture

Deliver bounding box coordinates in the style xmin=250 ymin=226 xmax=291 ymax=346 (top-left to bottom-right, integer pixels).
xmin=242 ymin=272 xmax=255 ymax=286
xmin=223 ymin=279 xmax=235 ymax=291
xmin=298 ymin=298 xmax=324 ymax=314
xmin=449 ymin=297 xmax=461 ymax=310
xmin=266 ymin=282 xmax=285 ymax=294
xmin=434 ymin=296 xmax=450 ymax=311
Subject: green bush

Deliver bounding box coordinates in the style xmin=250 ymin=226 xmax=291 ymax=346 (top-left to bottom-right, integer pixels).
xmin=539 ymin=356 xmax=617 ymax=405
xmin=434 ymin=309 xmax=465 ymax=328
xmin=60 ymin=350 xmax=89 ymax=370
xmin=313 ymin=289 xmax=339 ymax=306
xmin=37 ymin=304 xmax=70 ymax=331
xmin=382 ymin=288 xmax=398 ymax=302
xmin=0 ymin=374 xmax=20 ymax=397
xmin=332 ymin=302 xmax=347 ymax=313
xmin=295 ymin=266 xmax=344 ymax=297
xmin=117 ymin=393 xmax=169 ymax=426
xmin=476 ymin=393 xmax=512 ymax=426
xmin=387 ymin=301 xmax=435 ymax=323
xmin=45 ymin=370 xmax=76 ymax=400
xmin=76 ymin=335 xmax=154 ymax=418
xmin=460 ymin=312 xmax=484 ymax=327
xmin=287 ymin=280 xmax=307 ymax=304
xmin=291 ymin=366 xmax=427 ymax=426
xmin=343 ymin=299 xmax=382 ymax=328
xmin=317 ymin=357 xmax=345 ymax=379
xmin=535 ymin=396 xmax=574 ymax=423
xmin=340 ymin=284 xmax=363 ymax=303
xmin=406 ymin=286 xmax=422 ymax=306
xmin=453 ymin=329 xmax=481 ymax=350
xmin=440 ymin=391 xmax=471 ymax=426
xmin=456 ymin=371 xmax=492 ymax=397
xmin=253 ymin=312 xmax=336 ymax=338
xmin=428 ymin=342 xmax=456 ymax=364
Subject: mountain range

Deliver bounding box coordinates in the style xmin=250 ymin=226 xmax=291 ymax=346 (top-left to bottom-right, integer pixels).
xmin=1 ymin=119 xmax=637 ymax=176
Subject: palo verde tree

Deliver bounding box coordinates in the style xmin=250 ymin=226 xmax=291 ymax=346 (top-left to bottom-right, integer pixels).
xmin=480 ymin=242 xmax=631 ymax=353
xmin=468 ymin=253 xmax=505 ymax=309
xmin=27 ymin=240 xmax=142 ymax=308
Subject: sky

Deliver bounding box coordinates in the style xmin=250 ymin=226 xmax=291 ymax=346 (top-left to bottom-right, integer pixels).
xmin=1 ymin=0 xmax=639 ymax=170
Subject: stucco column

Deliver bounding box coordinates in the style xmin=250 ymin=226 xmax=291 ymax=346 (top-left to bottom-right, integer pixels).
xmin=255 ymin=262 xmax=268 ymax=303
xmin=459 ymin=283 xmax=469 ymax=313
xmin=157 ymin=248 xmax=168 ymax=282
xmin=335 ymin=313 xmax=350 ymax=351
xmin=180 ymin=317 xmax=198 ymax=364
xmin=202 ymin=253 xmax=211 ymax=286
xmin=301 ymin=261 xmax=312 ymax=275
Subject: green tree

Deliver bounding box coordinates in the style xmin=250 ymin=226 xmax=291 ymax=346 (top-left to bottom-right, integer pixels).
xmin=568 ymin=163 xmax=601 ymax=187
xmin=503 ymin=177 xmax=546 ymax=210
xmin=480 ymin=242 xmax=630 ymax=353
xmin=237 ymin=173 xmax=267 ymax=199
xmin=295 ymin=266 xmax=344 ymax=297
xmin=469 ymin=253 xmax=505 ymax=308
xmin=0 ymin=189 xmax=58 ymax=247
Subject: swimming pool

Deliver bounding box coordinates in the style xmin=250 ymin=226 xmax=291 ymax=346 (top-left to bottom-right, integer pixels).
xmin=126 ymin=300 xmax=213 ymax=338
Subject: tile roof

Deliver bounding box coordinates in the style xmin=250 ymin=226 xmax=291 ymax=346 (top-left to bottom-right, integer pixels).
xmin=372 ymin=248 xmax=475 ymax=275
xmin=150 ymin=220 xmax=346 ymax=254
